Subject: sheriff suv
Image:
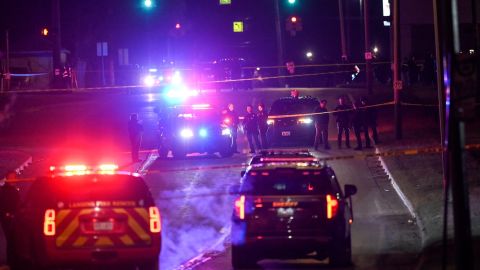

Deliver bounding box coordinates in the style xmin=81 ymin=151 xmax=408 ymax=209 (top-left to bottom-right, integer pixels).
xmin=266 ymin=96 xmax=320 ymax=147
xmin=157 ymin=103 xmax=234 ymax=158
xmin=231 ymin=162 xmax=357 ymax=269
xmin=11 ymin=164 xmax=161 ymax=270
xmin=248 ymin=149 xmax=317 ymax=166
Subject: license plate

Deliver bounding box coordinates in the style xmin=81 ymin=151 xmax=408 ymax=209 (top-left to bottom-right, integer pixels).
xmin=281 ymin=131 xmax=291 ymax=136
xmin=93 ymin=221 xmax=113 ymax=231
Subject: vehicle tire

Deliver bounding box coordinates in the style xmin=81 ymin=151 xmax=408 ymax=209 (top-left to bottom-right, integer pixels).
xmin=157 ymin=145 xmax=168 ymax=159
xmin=231 ymin=245 xmax=259 ymax=269
xmin=138 ymin=259 xmax=159 ymax=270
xmin=329 ymin=235 xmax=352 ymax=267
xmin=172 ymin=148 xmax=187 ymax=159
xmin=219 ymin=148 xmax=234 ymax=158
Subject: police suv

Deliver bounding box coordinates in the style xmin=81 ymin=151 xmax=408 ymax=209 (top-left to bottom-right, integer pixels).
xmin=157 ymin=104 xmax=234 ymax=158
xmin=11 ymin=164 xmax=161 ymax=270
xmin=267 ymin=96 xmax=320 ymax=146
xmin=231 ymin=162 xmax=357 ymax=269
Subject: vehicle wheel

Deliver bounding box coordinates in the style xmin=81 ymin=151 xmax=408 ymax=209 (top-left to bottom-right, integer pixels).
xmin=219 ymin=148 xmax=234 ymax=158
xmin=231 ymin=245 xmax=259 ymax=269
xmin=172 ymin=148 xmax=187 ymax=159
xmin=330 ymin=235 xmax=352 ymax=267
xmin=157 ymin=145 xmax=168 ymax=159
xmin=138 ymin=259 xmax=159 ymax=270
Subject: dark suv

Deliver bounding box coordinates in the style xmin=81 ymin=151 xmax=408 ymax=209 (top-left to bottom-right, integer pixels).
xmin=11 ymin=164 xmax=161 ymax=270
xmin=157 ymin=104 xmax=234 ymax=158
xmin=267 ymin=96 xmax=319 ymax=146
xmin=231 ymin=163 xmax=357 ymax=269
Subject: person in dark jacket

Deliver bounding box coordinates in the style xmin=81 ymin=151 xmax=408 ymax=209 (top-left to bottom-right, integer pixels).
xmin=243 ymin=105 xmax=261 ymax=153
xmin=352 ymin=100 xmax=369 ymax=150
xmin=361 ymin=97 xmax=379 ymax=145
xmin=257 ymin=103 xmax=269 ymax=149
xmin=0 ymin=171 xmax=21 ymax=266
xmin=128 ymin=113 xmax=143 ymax=162
xmin=225 ymin=103 xmax=240 ymax=153
xmin=334 ymin=96 xmax=351 ymax=149
xmin=314 ymin=99 xmax=331 ymax=150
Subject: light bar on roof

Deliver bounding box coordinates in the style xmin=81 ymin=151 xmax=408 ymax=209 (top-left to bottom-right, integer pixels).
xmin=260 ymin=157 xmax=317 ymax=162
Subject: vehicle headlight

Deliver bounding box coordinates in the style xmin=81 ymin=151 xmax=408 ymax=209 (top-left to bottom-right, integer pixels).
xmin=298 ymin=118 xmax=313 ymax=124
xmin=222 ymin=128 xmax=232 ymax=136
xmin=180 ymin=128 xmax=194 ymax=138
xmin=267 ymin=119 xmax=275 ymax=125
xmin=143 ymin=75 xmax=156 ymax=87
xmin=199 ymin=128 xmax=208 ymax=138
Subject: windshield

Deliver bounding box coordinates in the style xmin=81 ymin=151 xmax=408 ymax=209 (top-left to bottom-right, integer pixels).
xmin=270 ymin=99 xmax=319 ymax=115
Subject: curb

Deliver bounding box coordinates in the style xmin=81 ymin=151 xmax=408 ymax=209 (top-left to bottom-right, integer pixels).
xmin=375 ymin=147 xmax=426 ymax=244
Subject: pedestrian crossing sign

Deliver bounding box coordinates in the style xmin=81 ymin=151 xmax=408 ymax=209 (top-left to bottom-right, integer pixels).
xmin=233 ymin=21 xmax=244 ymax=32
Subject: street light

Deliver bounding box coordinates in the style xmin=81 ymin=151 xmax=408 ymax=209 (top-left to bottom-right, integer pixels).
xmin=306 ymin=51 xmax=313 ymax=59
xmin=373 ymin=46 xmax=379 ymax=53
xmin=288 ymin=0 xmax=296 ymax=4
xmin=41 ymin=28 xmax=49 ymax=36
xmin=144 ymin=0 xmax=153 ymax=8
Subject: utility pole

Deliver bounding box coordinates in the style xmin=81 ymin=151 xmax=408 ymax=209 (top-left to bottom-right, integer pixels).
xmin=274 ymin=0 xmax=286 ymax=87
xmin=4 ymin=30 xmax=11 ymax=91
xmin=437 ymin=0 xmax=475 ymax=268
xmin=392 ymin=0 xmax=402 ymax=140
xmin=338 ymin=0 xmax=348 ymax=61
xmin=52 ymin=0 xmax=62 ymax=70
xmin=363 ymin=0 xmax=373 ymax=94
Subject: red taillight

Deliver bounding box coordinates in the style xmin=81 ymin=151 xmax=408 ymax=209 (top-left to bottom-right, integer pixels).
xmin=149 ymin=206 xmax=161 ymax=233
xmin=326 ymin=195 xmax=338 ymax=219
xmin=43 ymin=209 xmax=56 ymax=236
xmin=234 ymin=195 xmax=245 ymax=220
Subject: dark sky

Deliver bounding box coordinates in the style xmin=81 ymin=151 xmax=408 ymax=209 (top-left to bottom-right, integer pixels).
xmin=0 ymin=0 xmax=387 ymax=66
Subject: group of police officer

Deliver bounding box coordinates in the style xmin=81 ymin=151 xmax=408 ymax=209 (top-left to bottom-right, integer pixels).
xmin=315 ymin=95 xmax=379 ymax=151
xmin=222 ymin=89 xmax=379 ymax=154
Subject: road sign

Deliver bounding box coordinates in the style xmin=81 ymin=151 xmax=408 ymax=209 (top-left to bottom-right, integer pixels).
xmin=233 ymin=21 xmax=244 ymax=33
xmin=365 ymin=52 xmax=373 ymax=60
xmin=96 ymin=42 xmax=108 ymax=57
xmin=393 ymin=80 xmax=403 ymax=90
xmin=219 ymin=0 xmax=231 ymax=4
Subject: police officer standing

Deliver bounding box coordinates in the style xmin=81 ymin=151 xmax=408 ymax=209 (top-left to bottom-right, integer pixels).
xmin=128 ymin=113 xmax=143 ymax=162
xmin=257 ymin=103 xmax=269 ymax=149
xmin=362 ymin=97 xmax=379 ymax=145
xmin=334 ymin=96 xmax=351 ymax=149
xmin=314 ymin=99 xmax=331 ymax=150
xmin=0 ymin=171 xmax=21 ymax=266
xmin=352 ymin=100 xmax=368 ymax=150
xmin=243 ymin=105 xmax=261 ymax=154
xmin=225 ymin=103 xmax=240 ymax=153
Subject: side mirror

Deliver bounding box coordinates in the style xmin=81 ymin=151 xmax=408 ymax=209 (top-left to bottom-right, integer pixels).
xmin=240 ymin=170 xmax=246 ymax=177
xmin=229 ymin=184 xmax=241 ymax=195
xmin=344 ymin=184 xmax=357 ymax=198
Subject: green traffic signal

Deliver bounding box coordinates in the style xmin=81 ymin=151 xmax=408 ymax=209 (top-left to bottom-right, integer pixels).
xmin=144 ymin=0 xmax=153 ymax=8
xmin=288 ymin=0 xmax=296 ymax=4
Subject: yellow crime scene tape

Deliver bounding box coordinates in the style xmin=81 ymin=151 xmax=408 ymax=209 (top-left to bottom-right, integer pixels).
xmin=242 ymin=61 xmax=391 ymax=70
xmin=8 ymin=143 xmax=480 ymax=184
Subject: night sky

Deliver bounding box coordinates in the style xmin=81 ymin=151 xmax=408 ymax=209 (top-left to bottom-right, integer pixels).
xmin=0 ymin=0 xmax=388 ymax=67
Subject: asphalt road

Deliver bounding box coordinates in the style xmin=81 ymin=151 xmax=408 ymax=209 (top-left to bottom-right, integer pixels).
xmin=1 ymin=88 xmax=421 ymax=269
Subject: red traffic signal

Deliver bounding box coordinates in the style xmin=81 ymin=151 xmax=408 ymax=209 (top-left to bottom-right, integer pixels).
xmin=41 ymin=28 xmax=49 ymax=36
xmin=290 ymin=16 xmax=298 ymax=23
xmin=175 ymin=23 xmax=181 ymax=29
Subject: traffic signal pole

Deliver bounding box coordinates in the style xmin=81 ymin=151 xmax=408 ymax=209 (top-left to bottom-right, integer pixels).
xmin=392 ymin=0 xmax=402 ymax=140
xmin=274 ymin=0 xmax=286 ymax=87
xmin=363 ymin=0 xmax=373 ymax=94
xmin=435 ymin=0 xmax=474 ymax=268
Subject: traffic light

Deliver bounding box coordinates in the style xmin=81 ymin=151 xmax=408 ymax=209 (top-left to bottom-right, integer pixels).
xmin=41 ymin=28 xmax=49 ymax=36
xmin=290 ymin=16 xmax=297 ymax=23
xmin=144 ymin=0 xmax=153 ymax=8
xmin=175 ymin=23 xmax=181 ymax=29
xmin=288 ymin=0 xmax=296 ymax=4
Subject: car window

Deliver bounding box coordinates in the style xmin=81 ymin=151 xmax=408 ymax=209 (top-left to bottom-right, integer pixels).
xmin=241 ymin=170 xmax=333 ymax=195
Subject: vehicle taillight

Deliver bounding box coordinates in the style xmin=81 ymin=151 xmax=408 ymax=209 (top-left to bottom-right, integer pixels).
xmin=234 ymin=195 xmax=245 ymax=220
xmin=326 ymin=195 xmax=339 ymax=219
xmin=149 ymin=206 xmax=161 ymax=233
xmin=43 ymin=209 xmax=56 ymax=236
